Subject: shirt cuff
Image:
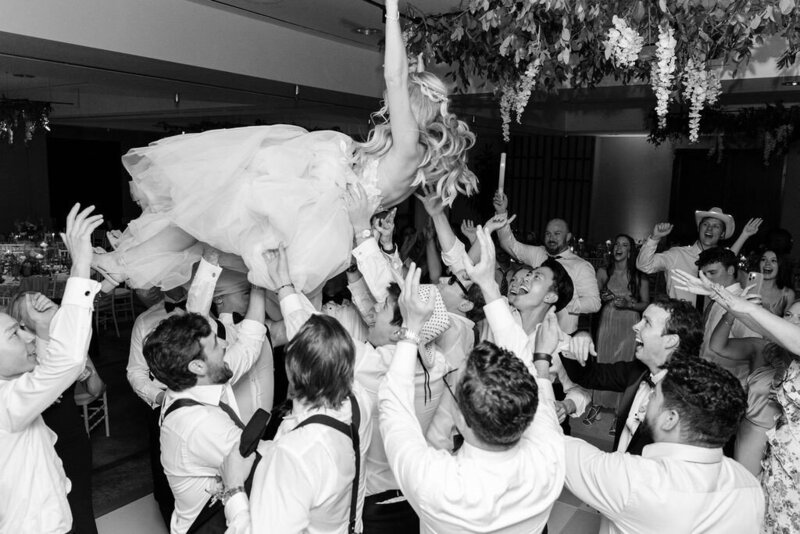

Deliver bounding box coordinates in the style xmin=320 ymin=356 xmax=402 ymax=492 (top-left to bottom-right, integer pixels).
xmin=441 ymin=240 xmax=468 ymax=270
xmin=279 ymin=292 xmax=306 ymax=314
xmin=61 ymin=277 xmax=102 ymax=309
xmin=237 ymin=318 xmax=267 ymax=338
xmin=352 ymin=237 xmax=381 ymax=261
xmin=224 ymin=492 xmax=250 ymax=523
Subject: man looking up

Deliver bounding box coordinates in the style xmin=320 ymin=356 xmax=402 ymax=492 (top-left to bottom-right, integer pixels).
xmin=493 ymin=191 xmax=600 ymax=335
xmin=0 ymin=203 xmax=103 ymax=533
xmin=378 ymin=228 xmax=565 ymax=533
xmin=561 ymin=299 xmax=703 ymax=455
xmin=564 ymin=356 xmax=763 ymax=533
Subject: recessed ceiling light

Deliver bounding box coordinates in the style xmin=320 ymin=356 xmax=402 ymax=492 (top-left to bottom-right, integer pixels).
xmin=354 ymin=27 xmax=382 ymax=36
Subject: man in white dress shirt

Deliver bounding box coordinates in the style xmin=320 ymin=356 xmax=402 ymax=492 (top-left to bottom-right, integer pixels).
xmin=493 ymin=191 xmax=600 ymax=335
xmin=143 ymin=288 xmax=267 ymax=534
xmin=564 ymin=356 xmax=763 ymax=533
xmin=0 ymin=204 xmax=103 ymax=533
xmin=379 ymin=228 xmax=565 ymax=534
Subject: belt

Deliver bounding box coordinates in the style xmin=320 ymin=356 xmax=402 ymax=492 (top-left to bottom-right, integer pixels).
xmin=365 ymin=489 xmax=405 ymax=505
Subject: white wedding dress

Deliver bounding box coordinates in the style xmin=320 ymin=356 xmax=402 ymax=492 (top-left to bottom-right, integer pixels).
xmin=116 ymin=125 xmax=384 ymax=294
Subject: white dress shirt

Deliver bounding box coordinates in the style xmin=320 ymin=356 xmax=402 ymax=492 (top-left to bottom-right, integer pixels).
xmin=279 ymin=291 xmax=448 ymax=496
xmin=127 ymin=259 xmax=220 ymax=409
xmin=379 ymin=298 xmax=565 ymax=534
xmin=160 ymin=319 xmax=266 ymax=534
xmin=496 ymin=228 xmax=600 ymax=334
xmin=224 ymin=384 xmax=374 ymax=534
xmin=351 ymin=237 xmax=403 ymax=304
xmin=700 ymin=283 xmax=760 ymax=384
xmin=0 ymin=277 xmax=100 ymax=534
xmin=565 ymin=439 xmax=764 ymax=534
xmin=636 ymin=239 xmax=702 ymax=306
xmin=616 ymin=369 xmax=666 ymax=452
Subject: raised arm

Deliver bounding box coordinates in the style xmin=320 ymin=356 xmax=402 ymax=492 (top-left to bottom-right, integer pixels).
xmin=635 ymin=223 xmax=673 ymax=273
xmin=729 ymin=218 xmax=762 ymax=256
xmin=708 ymin=311 xmax=761 ymax=361
xmin=224 ymin=287 xmax=267 ymax=384
xmin=1 ymin=204 xmax=102 ymax=431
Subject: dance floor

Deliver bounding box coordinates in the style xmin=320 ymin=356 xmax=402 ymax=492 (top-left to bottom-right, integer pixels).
xmin=96 ymin=489 xmax=602 ymax=534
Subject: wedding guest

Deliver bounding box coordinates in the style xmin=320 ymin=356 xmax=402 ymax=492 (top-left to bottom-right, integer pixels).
xmin=757 ymin=249 xmax=795 ymax=316
xmin=564 ymin=356 xmax=763 ymax=533
xmin=696 ymin=247 xmax=760 ymax=383
xmin=7 ymin=290 xmax=106 ymax=534
xmin=493 ymin=191 xmax=600 ymax=335
xmin=594 ymin=234 xmax=649 ymax=424
xmin=143 ymin=286 xmax=267 ymax=534
xmin=636 ymin=209 xmax=758 ymax=307
xmin=561 ymin=298 xmax=703 ymax=454
xmin=0 ymin=203 xmax=103 ymax=533
xmin=379 ymin=239 xmax=565 ymax=533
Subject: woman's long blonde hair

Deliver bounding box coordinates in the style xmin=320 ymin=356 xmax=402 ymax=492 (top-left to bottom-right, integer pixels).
xmin=353 ymin=71 xmax=478 ymax=206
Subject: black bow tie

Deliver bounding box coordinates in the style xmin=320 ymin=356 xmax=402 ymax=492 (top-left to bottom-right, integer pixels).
xmin=231 ymin=312 xmax=244 ymax=325
xmin=164 ymin=300 xmax=187 ymax=313
xmin=643 ymin=374 xmax=656 ymax=388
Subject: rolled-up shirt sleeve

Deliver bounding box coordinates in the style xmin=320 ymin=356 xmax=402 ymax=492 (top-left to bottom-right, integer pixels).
xmin=225 ymin=320 xmax=266 ymax=384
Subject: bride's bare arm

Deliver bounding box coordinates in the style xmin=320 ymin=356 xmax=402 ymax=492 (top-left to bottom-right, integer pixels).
xmin=378 ymin=0 xmax=423 ymax=197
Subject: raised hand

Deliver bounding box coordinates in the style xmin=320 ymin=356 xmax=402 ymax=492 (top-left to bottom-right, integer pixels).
xmin=460 ymin=219 xmax=478 ymax=243
xmin=711 ymin=284 xmax=762 ymax=315
xmin=262 ymin=244 xmax=292 ymax=290
xmin=672 ymin=268 xmax=713 ymax=296
xmin=493 ymin=190 xmax=508 ymax=214
xmin=484 ymin=213 xmax=517 ymax=234
xmin=398 ymin=263 xmax=435 ymax=333
xmin=741 ymin=217 xmax=763 ymax=237
xmin=651 ymin=222 xmax=673 ymax=239
xmin=62 ymin=203 xmax=104 ymax=279
xmin=533 ymin=313 xmax=561 ymax=355
xmin=374 ymin=208 xmax=397 ymax=247
xmin=344 ymin=183 xmax=377 ymax=232
xmin=463 ymin=226 xmax=497 ymax=290
xmin=414 ymin=185 xmax=445 ymax=217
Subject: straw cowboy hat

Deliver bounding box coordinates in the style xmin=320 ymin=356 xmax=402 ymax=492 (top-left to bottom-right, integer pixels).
xmin=694 ymin=207 xmax=735 ymax=240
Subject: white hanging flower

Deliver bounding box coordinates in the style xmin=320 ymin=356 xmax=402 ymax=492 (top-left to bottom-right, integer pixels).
xmin=500 ymin=85 xmax=514 ymax=143
xmin=499 ymin=59 xmax=542 ymax=143
xmin=682 ymin=59 xmax=722 ymax=143
xmin=651 ymin=25 xmax=677 ymax=129
xmin=604 ymin=16 xmax=644 ymax=69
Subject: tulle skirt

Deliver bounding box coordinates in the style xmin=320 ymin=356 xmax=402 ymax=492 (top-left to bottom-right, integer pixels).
xmin=594 ymin=304 xmax=639 ymax=410
xmin=117 ymin=125 xmax=374 ymax=293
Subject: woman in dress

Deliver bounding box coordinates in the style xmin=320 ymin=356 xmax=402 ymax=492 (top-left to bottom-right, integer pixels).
xmin=92 ymin=0 xmax=478 ymax=300
xmin=593 ymin=234 xmax=649 ymax=426
xmin=758 ymin=249 xmax=795 ymax=316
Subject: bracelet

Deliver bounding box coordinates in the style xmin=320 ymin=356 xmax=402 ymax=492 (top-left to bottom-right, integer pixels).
xmin=385 ymin=10 xmax=400 ymax=21
xmin=380 ymin=242 xmax=397 ymax=255
xmin=221 ymin=485 xmax=245 ymax=506
xmin=533 ymin=352 xmax=553 ymax=364
xmin=276 ymin=283 xmax=294 ymax=292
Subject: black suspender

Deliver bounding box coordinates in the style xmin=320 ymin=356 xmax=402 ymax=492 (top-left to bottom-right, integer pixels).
xmin=292 ymin=393 xmax=361 ymax=534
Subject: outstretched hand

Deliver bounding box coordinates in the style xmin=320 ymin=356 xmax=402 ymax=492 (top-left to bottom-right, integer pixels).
xmin=712 ymin=284 xmax=762 ymax=314
xmin=262 ymin=244 xmax=292 ymax=290
xmin=415 ymin=185 xmax=445 ymax=217
xmin=374 ymin=208 xmax=397 ymax=246
xmin=672 ymin=268 xmax=713 ymax=296
xmin=533 ymin=313 xmax=561 ymax=355
xmin=460 ymin=219 xmax=477 ymax=243
xmin=484 ymin=213 xmax=516 ymax=234
xmin=463 ymin=226 xmax=497 ymax=291
xmin=398 ymin=263 xmax=434 ymax=333
xmin=741 ymin=218 xmax=763 ymax=237
xmin=561 ymin=331 xmax=597 ymax=366
xmin=493 ymin=190 xmax=508 ymax=214
xmin=344 ymin=183 xmax=377 ymax=231
xmin=62 ymin=203 xmax=104 ymax=279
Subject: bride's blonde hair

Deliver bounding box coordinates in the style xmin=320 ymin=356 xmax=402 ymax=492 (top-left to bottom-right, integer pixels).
xmin=354 ymin=71 xmax=478 ymax=206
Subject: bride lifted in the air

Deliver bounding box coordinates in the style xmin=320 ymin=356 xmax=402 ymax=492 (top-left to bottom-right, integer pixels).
xmin=92 ymin=0 xmax=478 ymax=298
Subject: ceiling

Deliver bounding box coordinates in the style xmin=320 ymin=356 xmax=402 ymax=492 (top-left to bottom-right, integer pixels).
xmin=1 ymin=0 xmax=800 ymax=137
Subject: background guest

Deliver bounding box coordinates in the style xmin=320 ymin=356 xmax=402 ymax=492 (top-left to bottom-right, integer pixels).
xmin=757 ymin=249 xmax=795 ymax=316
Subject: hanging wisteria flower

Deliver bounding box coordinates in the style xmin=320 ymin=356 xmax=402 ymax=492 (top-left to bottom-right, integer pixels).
xmin=682 ymin=59 xmax=722 ymax=143
xmin=498 ymin=59 xmax=542 ymax=143
xmin=651 ymin=25 xmax=676 ymax=129
xmin=604 ymin=16 xmax=644 ymax=69
xmin=500 ymin=85 xmax=514 ymax=142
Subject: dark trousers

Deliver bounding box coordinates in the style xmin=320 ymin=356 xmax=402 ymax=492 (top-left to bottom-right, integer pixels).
xmin=57 ymin=430 xmax=97 ymax=534
xmin=551 ymin=382 xmax=572 ymax=436
xmin=148 ymin=407 xmax=174 ymax=527
xmin=362 ymin=490 xmax=419 ymax=534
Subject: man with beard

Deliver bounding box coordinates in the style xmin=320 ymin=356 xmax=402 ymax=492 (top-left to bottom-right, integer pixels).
xmin=563 ymin=356 xmax=762 ymax=533
xmin=143 ymin=288 xmax=267 ymax=534
xmin=561 ymin=299 xmax=702 ymax=455
xmin=493 ymin=192 xmax=600 ymax=335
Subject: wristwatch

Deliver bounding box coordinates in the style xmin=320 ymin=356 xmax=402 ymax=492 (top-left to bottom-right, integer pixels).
xmin=533 ymin=352 xmax=553 ymax=364
xmin=356 ymin=228 xmax=372 ymax=240
xmin=395 ymin=327 xmax=421 ymax=345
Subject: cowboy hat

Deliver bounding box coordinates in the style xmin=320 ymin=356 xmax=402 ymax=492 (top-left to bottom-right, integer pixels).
xmin=695 ymin=207 xmax=735 ymax=239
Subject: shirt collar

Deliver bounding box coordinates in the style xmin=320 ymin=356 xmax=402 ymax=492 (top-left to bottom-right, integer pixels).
xmin=642 ymin=442 xmax=724 ymax=464
xmin=458 ymin=439 xmax=521 ymax=462
xmin=448 ymin=312 xmax=475 ymax=329
xmin=166 ymin=384 xmax=226 ymax=407
xmin=651 ymin=368 xmax=668 ymax=384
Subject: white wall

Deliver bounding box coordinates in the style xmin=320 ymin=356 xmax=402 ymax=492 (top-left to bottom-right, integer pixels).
xmin=589 ymin=136 xmax=674 ymax=242
xmin=0 ymin=0 xmax=383 ymax=97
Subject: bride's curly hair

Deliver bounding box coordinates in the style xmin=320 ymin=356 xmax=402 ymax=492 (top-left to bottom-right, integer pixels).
xmin=354 ymin=71 xmax=478 ymax=206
